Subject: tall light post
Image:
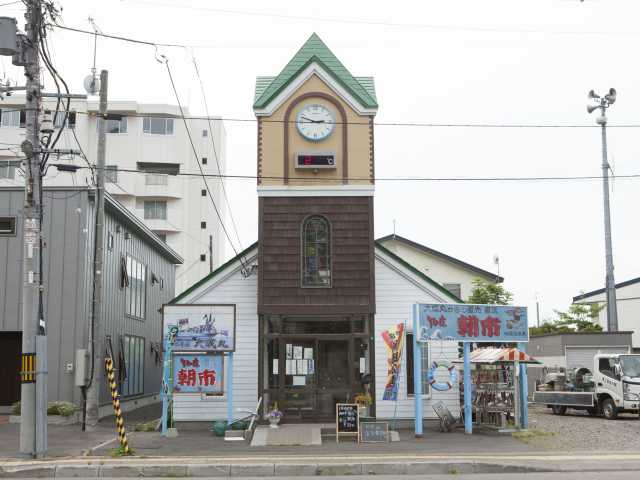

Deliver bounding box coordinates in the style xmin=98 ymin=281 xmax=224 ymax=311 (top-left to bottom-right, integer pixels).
xmin=587 ymin=88 xmax=618 ymax=332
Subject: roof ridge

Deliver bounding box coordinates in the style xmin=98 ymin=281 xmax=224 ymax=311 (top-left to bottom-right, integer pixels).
xmin=253 ymin=33 xmax=377 ymax=109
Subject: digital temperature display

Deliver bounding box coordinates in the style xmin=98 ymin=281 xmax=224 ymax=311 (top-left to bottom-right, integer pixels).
xmin=296 ymin=153 xmax=336 ymax=169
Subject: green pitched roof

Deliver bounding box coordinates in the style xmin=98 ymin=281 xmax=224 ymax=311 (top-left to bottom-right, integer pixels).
xmin=253 ymin=33 xmax=378 ymax=110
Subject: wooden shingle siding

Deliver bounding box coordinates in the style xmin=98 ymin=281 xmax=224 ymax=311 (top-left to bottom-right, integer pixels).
xmin=258 ymin=196 xmax=375 ymax=314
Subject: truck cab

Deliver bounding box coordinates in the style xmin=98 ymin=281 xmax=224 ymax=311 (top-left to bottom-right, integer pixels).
xmin=597 ymin=354 xmax=640 ymax=416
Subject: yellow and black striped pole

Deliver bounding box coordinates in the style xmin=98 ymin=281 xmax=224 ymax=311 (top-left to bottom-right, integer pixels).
xmin=105 ymin=356 xmax=130 ymax=454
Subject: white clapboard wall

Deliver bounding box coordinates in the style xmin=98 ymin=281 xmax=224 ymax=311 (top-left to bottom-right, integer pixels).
xmin=374 ymin=250 xmax=460 ymax=419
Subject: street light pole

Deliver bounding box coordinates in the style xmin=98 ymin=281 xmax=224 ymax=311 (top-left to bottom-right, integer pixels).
xmin=587 ymin=88 xmax=619 ymax=332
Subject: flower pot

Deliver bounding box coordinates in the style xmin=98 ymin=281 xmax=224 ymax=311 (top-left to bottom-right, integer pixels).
xmin=268 ymin=417 xmax=280 ymax=429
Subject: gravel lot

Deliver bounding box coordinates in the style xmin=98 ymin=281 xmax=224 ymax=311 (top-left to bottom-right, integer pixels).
xmin=524 ymin=403 xmax=640 ymax=451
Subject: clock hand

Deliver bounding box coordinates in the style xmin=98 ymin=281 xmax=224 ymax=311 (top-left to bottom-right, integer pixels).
xmin=301 ymin=116 xmax=323 ymax=123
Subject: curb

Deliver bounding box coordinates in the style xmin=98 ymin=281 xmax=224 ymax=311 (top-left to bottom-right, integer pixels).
xmin=0 ymin=461 xmax=552 ymax=478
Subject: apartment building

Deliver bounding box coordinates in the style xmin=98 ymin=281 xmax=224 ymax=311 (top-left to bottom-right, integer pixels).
xmin=0 ymin=99 xmax=226 ymax=293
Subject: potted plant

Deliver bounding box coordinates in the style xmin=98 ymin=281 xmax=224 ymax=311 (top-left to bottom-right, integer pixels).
xmin=354 ymin=393 xmax=372 ymax=418
xmin=267 ymin=407 xmax=283 ymax=428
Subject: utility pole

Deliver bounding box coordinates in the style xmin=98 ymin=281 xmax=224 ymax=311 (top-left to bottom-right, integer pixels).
xmin=17 ymin=0 xmax=46 ymax=458
xmin=587 ymin=88 xmax=619 ymax=332
xmin=85 ymin=70 xmax=108 ymax=430
xmin=209 ymin=234 xmax=213 ymax=272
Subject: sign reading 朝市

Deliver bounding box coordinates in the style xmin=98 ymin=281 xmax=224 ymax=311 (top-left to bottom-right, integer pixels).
xmin=172 ymin=354 xmax=224 ymax=394
xmin=417 ymin=303 xmax=528 ymax=343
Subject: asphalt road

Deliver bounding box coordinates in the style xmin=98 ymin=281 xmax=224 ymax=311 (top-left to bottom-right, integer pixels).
xmin=198 ymin=474 xmax=639 ymax=480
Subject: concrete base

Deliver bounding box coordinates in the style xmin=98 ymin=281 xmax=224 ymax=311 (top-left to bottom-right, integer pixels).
xmin=251 ymin=424 xmax=325 ymax=446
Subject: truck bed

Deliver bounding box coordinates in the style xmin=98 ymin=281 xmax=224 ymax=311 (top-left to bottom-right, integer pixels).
xmin=533 ymin=391 xmax=595 ymax=407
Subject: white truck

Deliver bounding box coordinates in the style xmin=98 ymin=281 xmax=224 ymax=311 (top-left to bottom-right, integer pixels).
xmin=533 ymin=353 xmax=640 ymax=420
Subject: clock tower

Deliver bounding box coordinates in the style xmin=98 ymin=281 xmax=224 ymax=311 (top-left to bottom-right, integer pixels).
xmin=254 ymin=34 xmax=378 ymax=419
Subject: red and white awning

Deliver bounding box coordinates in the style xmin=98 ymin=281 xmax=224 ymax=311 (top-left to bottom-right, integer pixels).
xmin=454 ymin=347 xmax=542 ymax=364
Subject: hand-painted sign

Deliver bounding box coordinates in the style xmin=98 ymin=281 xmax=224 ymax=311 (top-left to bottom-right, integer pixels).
xmin=417 ymin=303 xmax=528 ymax=343
xmin=163 ymin=304 xmax=236 ymax=352
xmin=381 ymin=323 xmax=405 ymax=400
xmin=172 ymin=354 xmax=223 ymax=394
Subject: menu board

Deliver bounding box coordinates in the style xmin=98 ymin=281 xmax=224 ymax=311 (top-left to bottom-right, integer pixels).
xmin=336 ymin=403 xmax=359 ymax=443
xmin=360 ymin=422 xmax=388 ymax=443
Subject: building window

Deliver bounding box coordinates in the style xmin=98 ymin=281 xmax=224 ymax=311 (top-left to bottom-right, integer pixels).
xmin=0 ymin=160 xmax=20 ymax=180
xmin=105 ymin=165 xmax=118 ymax=183
xmin=200 ymin=221 xmax=206 ymax=229
xmin=302 ymin=215 xmax=331 ymax=287
xmin=0 ymin=109 xmax=22 ymax=128
xmin=200 ymin=254 xmax=206 ymax=262
xmin=107 ymin=232 xmax=114 ymax=251
xmin=53 ymin=111 xmax=76 ymax=129
xmin=201 ymin=157 xmax=208 ymax=165
xmin=99 ymin=116 xmax=127 ymax=134
xmin=144 ymin=200 xmax=167 ymax=220
xmin=145 ymin=173 xmax=168 ymax=186
xmin=443 ymin=283 xmax=462 ymax=299
xmin=0 ymin=216 xmax=17 ymax=236
xmin=125 ymin=255 xmax=146 ymax=319
xmin=121 ymin=335 xmax=144 ymax=396
xmin=406 ymin=333 xmax=430 ymax=396
xmin=202 ymin=129 xmax=208 ymax=137
xmin=143 ymin=117 xmax=174 ymax=135
xmin=201 ymin=189 xmax=206 ymax=197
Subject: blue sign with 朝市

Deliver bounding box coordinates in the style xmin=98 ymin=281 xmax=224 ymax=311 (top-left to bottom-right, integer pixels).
xmin=417 ymin=303 xmax=528 ymax=343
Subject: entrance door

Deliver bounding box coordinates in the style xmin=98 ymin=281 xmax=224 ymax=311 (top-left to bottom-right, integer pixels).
xmin=316 ymin=340 xmax=350 ymax=417
xmin=0 ymin=332 xmax=21 ymax=406
xmin=276 ymin=338 xmax=353 ymax=420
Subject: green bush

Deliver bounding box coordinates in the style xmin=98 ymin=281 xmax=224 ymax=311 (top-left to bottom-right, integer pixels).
xmin=47 ymin=401 xmax=76 ymax=417
xmin=11 ymin=401 xmax=76 ymax=417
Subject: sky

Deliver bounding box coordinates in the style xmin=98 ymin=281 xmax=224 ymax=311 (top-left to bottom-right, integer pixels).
xmin=2 ymin=0 xmax=639 ymax=323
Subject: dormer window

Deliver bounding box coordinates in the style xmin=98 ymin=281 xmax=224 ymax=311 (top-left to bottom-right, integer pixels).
xmin=302 ymin=215 xmax=331 ymax=287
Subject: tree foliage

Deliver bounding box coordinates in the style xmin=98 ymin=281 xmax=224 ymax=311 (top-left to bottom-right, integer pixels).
xmin=529 ymin=303 xmax=604 ymax=336
xmin=466 ymin=278 xmax=513 ymax=305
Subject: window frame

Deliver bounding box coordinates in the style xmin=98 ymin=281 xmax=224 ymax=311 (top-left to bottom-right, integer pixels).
xmin=0 ymin=160 xmax=21 ymax=180
xmin=0 ymin=216 xmax=17 ymax=236
xmin=300 ymin=214 xmax=332 ymax=288
xmin=124 ymin=254 xmax=147 ymax=320
xmin=121 ymin=334 xmax=145 ymax=397
xmin=405 ymin=332 xmax=431 ymax=398
xmin=143 ymin=200 xmax=167 ymax=220
xmin=142 ymin=117 xmax=174 ymax=136
xmin=105 ymin=165 xmax=118 ymax=183
xmin=0 ymin=109 xmax=21 ymax=128
xmin=99 ymin=116 xmax=127 ymax=134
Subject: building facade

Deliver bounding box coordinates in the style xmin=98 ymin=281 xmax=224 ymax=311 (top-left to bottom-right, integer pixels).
xmin=573 ymin=277 xmax=640 ymax=349
xmin=166 ymin=34 xmax=462 ymax=424
xmin=377 ymin=234 xmax=503 ymax=301
xmin=0 ymin=99 xmax=226 ymax=293
xmin=0 ymin=187 xmax=182 ymax=414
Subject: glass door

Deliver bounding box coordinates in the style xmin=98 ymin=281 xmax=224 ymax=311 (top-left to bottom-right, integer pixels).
xmin=316 ymin=340 xmax=351 ymax=417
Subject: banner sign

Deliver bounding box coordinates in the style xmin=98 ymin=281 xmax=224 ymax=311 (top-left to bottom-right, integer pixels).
xmin=173 ymin=354 xmax=224 ymax=394
xmin=381 ymin=323 xmax=405 ymax=400
xmin=417 ymin=303 xmax=528 ymax=343
xmin=163 ymin=304 xmax=236 ymax=352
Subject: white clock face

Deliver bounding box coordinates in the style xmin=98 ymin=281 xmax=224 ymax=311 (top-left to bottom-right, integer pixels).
xmin=296 ymin=104 xmax=335 ymax=141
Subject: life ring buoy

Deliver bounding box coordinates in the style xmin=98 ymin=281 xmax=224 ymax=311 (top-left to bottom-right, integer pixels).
xmin=427 ymin=360 xmax=458 ymax=391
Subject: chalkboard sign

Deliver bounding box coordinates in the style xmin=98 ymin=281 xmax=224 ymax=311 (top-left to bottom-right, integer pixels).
xmin=360 ymin=422 xmax=388 ymax=443
xmin=336 ymin=403 xmax=359 ymax=443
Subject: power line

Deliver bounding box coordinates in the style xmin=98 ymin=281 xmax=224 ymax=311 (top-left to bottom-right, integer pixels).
xmin=122 ymin=0 xmax=640 ymax=38
xmin=191 ymin=53 xmax=244 ymax=252
xmin=61 ymin=164 xmax=640 ymax=183
xmin=42 ymin=109 xmax=640 ymax=129
xmin=161 ymin=56 xmax=248 ymax=269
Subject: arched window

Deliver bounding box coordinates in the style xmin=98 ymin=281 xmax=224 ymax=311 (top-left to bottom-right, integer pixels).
xmin=302 ymin=215 xmax=331 ymax=287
